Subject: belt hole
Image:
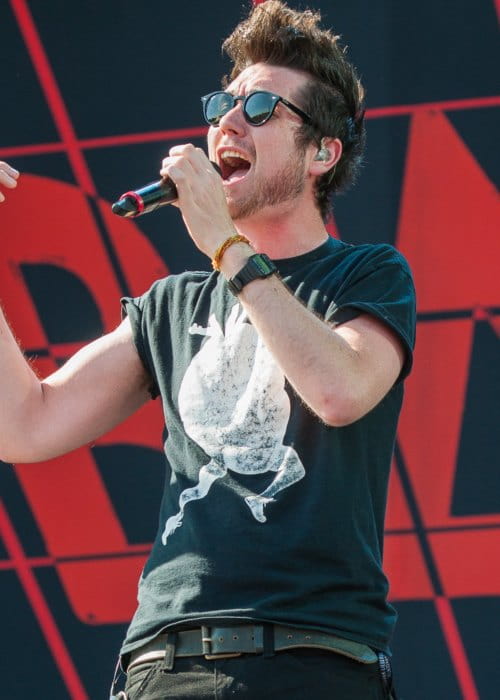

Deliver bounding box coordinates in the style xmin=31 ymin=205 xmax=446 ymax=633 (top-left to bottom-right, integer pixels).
xmin=233 ymin=635 xmax=239 ymax=640
xmin=305 ymin=635 xmax=311 ymax=640
xmin=219 ymin=636 xmax=224 ymax=642
xmin=287 ymin=634 xmax=293 ymax=639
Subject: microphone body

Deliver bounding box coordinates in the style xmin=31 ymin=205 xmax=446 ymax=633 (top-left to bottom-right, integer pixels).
xmin=112 ymin=162 xmax=221 ymax=218
xmin=112 ymin=179 xmax=177 ymax=218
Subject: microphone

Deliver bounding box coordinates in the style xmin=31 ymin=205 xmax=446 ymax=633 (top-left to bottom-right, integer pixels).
xmin=111 ymin=161 xmax=221 ymax=218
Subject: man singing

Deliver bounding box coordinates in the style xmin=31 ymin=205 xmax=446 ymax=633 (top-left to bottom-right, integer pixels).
xmin=0 ymin=2 xmax=415 ymax=697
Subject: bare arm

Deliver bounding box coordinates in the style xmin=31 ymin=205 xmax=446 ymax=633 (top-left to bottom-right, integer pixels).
xmin=0 ymin=312 xmax=151 ymax=463
xmin=0 ymin=161 xmax=151 ymax=461
xmin=223 ymin=259 xmax=405 ymax=426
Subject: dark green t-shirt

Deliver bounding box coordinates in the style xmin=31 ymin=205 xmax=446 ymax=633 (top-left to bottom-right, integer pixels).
xmin=120 ymin=237 xmax=416 ymax=656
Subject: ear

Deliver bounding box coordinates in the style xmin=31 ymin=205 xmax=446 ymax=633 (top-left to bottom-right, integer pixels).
xmin=308 ymin=137 xmax=342 ymax=177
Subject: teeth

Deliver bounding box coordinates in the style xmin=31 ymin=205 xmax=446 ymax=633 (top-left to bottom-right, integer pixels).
xmin=220 ymin=150 xmax=249 ymax=162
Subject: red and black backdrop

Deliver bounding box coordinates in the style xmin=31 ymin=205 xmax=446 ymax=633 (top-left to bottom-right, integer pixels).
xmin=0 ymin=1 xmax=499 ymax=698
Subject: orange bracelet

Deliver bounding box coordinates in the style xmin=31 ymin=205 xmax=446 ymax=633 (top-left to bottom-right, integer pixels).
xmin=211 ymin=234 xmax=251 ymax=270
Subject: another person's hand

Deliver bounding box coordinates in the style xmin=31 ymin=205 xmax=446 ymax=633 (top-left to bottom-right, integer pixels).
xmin=0 ymin=162 xmax=20 ymax=202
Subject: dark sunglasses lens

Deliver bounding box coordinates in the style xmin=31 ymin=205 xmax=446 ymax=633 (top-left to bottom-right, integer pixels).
xmin=205 ymin=93 xmax=235 ymax=125
xmin=245 ymin=93 xmax=275 ymax=125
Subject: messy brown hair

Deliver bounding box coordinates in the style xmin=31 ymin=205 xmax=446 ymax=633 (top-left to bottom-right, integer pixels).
xmin=222 ymin=0 xmax=366 ymax=220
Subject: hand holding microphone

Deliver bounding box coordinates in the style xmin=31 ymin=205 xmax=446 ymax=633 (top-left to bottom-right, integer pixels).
xmin=112 ymin=160 xmax=221 ymax=218
xmin=112 ymin=145 xmax=238 ymax=263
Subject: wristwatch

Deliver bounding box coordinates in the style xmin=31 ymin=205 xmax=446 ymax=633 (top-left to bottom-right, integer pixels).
xmin=227 ymin=253 xmax=278 ymax=295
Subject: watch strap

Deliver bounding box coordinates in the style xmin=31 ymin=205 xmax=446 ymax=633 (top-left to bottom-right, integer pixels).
xmin=227 ymin=253 xmax=278 ymax=295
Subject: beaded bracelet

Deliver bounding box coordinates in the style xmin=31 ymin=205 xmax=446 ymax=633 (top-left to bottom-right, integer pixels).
xmin=211 ymin=234 xmax=251 ymax=271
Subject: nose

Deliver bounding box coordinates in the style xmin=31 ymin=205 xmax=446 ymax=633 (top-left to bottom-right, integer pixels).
xmin=217 ymin=97 xmax=247 ymax=136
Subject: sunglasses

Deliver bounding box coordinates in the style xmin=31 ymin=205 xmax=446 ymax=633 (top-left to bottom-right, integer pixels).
xmin=201 ymin=90 xmax=313 ymax=127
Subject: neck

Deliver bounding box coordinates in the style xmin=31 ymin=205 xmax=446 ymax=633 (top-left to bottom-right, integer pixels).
xmin=233 ymin=200 xmax=330 ymax=259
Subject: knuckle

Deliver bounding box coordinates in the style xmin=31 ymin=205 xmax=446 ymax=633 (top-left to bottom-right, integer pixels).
xmin=167 ymin=165 xmax=184 ymax=182
xmin=169 ymin=143 xmax=192 ymax=156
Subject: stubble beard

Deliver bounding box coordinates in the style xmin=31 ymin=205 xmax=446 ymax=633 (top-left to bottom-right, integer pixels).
xmin=228 ymin=147 xmax=307 ymax=222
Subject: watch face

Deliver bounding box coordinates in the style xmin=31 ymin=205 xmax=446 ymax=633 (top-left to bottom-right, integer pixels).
xmin=252 ymin=254 xmax=274 ymax=274
xmin=228 ymin=254 xmax=277 ymax=295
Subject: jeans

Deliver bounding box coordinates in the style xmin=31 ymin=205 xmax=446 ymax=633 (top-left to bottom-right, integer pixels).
xmin=123 ymin=649 xmax=395 ymax=699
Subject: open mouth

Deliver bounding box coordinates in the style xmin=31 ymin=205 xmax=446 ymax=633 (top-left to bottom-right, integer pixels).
xmin=219 ymin=150 xmax=251 ymax=183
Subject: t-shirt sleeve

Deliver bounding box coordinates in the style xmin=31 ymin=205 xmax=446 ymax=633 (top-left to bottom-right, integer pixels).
xmin=326 ymin=245 xmax=416 ymax=381
xmin=121 ymin=290 xmax=161 ymax=399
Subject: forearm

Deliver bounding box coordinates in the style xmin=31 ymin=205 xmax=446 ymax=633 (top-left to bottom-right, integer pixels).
xmin=219 ymin=245 xmax=404 ymax=426
xmin=0 ymin=314 xmax=150 ymax=463
xmin=0 ymin=306 xmax=44 ymax=459
xmin=238 ymin=275 xmax=361 ymax=425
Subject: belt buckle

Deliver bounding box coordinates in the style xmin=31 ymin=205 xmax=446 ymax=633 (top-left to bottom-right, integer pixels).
xmin=201 ymin=625 xmax=242 ymax=660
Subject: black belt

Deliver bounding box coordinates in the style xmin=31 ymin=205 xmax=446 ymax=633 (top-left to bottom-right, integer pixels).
xmin=127 ymin=624 xmax=378 ymax=671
